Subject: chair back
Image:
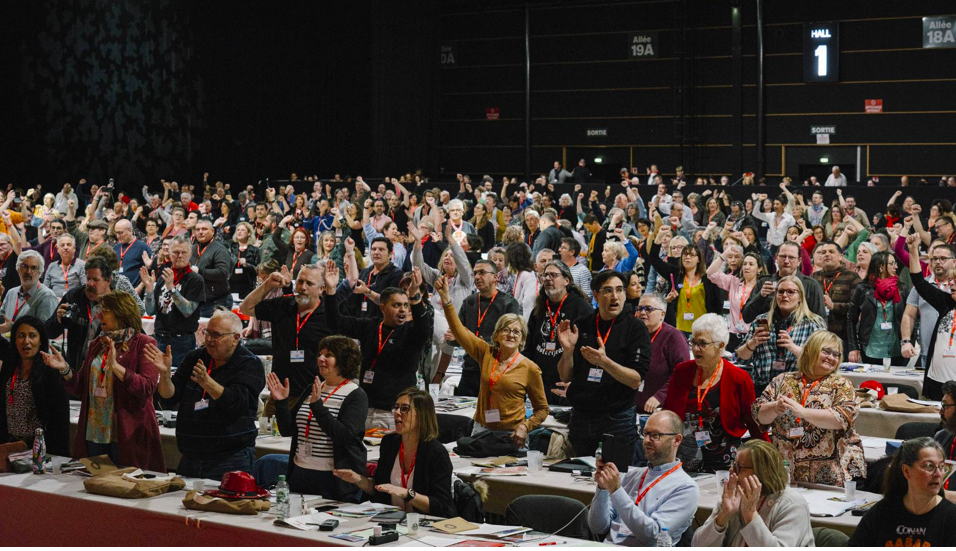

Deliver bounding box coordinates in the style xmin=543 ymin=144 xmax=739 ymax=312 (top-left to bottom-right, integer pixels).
xmin=504 ymin=495 xmax=592 ymax=540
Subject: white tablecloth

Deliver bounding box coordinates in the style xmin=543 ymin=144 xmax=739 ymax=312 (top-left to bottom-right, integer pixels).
xmin=841 ymin=366 xmax=925 ymax=397
xmin=855 ymin=407 xmax=940 ymax=439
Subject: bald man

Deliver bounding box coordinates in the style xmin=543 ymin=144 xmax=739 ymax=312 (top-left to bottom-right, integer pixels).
xmin=113 ymin=219 xmax=151 ymax=286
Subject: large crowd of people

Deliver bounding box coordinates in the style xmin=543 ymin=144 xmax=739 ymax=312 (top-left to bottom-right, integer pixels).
xmin=2 ymin=169 xmax=956 ymax=545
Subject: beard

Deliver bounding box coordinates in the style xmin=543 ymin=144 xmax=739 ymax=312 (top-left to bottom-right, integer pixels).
xmin=295 ymin=294 xmax=311 ymax=307
xmin=643 ymin=444 xmax=670 ymax=466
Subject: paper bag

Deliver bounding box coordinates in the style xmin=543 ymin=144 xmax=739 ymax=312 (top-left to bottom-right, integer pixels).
xmin=83 ymin=466 xmax=186 ymax=499
xmin=879 ymin=393 xmax=940 ymax=414
xmin=0 ymin=441 xmax=28 ymax=472
xmin=182 ymin=490 xmax=271 ymax=515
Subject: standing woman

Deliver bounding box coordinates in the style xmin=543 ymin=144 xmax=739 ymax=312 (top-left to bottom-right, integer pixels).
xmin=143 ymin=218 xmax=163 ymax=256
xmin=436 ymin=275 xmax=549 ymax=449
xmin=333 ymin=388 xmax=455 ymax=517
xmin=853 ymin=242 xmax=877 ymax=280
xmin=823 ymin=206 xmax=845 ymax=240
xmin=506 ymin=242 xmax=538 ymax=322
xmin=906 ymin=234 xmax=956 ymax=400
xmin=847 ymin=251 xmax=907 ymax=365
xmin=649 ymin=227 xmax=723 ymax=334
xmin=469 ymin=202 xmax=496 ymax=253
xmin=285 ymin=227 xmax=315 ymax=280
xmin=0 ymin=317 xmax=70 ymax=456
xmin=46 ymin=291 xmax=164 ymax=471
xmin=267 ymin=335 xmax=368 ymax=502
xmin=709 ymin=251 xmax=767 ymax=351
xmin=230 ymin=221 xmax=260 ymax=300
xmin=314 ymin=230 xmax=338 ymax=262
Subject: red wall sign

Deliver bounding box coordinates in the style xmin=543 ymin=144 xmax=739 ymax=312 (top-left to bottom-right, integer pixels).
xmin=485 ymin=107 xmax=499 ymax=120
xmin=865 ymin=99 xmax=883 ymax=113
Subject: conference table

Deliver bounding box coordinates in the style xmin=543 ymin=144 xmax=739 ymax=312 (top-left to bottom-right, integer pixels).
xmin=841 ymin=365 xmax=925 ymax=397
xmin=854 ymin=406 xmax=940 ymax=439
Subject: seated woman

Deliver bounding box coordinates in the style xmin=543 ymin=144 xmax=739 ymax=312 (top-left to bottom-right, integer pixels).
xmin=753 ymin=331 xmax=866 ymax=487
xmin=662 ymin=314 xmax=762 ymax=473
xmin=0 ymin=317 xmax=70 ymax=456
xmin=435 ymin=274 xmax=548 ymax=449
xmin=694 ymin=439 xmax=813 ymax=547
xmin=267 ymin=335 xmax=368 ymax=502
xmin=849 ymin=437 xmax=956 ymax=547
xmin=333 ymin=388 xmax=455 ymax=517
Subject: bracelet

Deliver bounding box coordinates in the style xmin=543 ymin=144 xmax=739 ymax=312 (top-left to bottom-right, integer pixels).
xmin=442 ymin=301 xmax=452 ymax=308
xmin=58 ymin=366 xmax=71 ymax=377
xmin=746 ymin=341 xmax=757 ymax=352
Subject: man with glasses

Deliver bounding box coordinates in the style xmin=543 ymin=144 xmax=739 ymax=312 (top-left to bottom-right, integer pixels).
xmin=902 ymin=244 xmax=955 ymax=368
xmin=149 ymin=310 xmax=265 ymax=481
xmin=588 ymin=410 xmax=699 ymax=546
xmin=454 ymin=259 xmax=521 ymax=396
xmin=0 ymin=250 xmax=57 ymax=334
xmin=634 ymin=293 xmax=687 ymax=414
xmin=742 ymin=241 xmax=827 ymax=323
xmin=25 ymin=217 xmax=65 ymax=280
xmin=557 ymin=270 xmax=651 ymax=458
xmin=933 ymin=381 xmax=956 ymax=503
xmin=811 ymin=241 xmax=862 ymax=352
xmin=142 ymin=236 xmax=206 ymax=368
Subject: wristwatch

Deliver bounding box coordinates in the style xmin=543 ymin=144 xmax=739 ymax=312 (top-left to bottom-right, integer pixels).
xmin=901 ymin=339 xmax=912 ymax=344
xmin=405 ymin=488 xmax=417 ymax=502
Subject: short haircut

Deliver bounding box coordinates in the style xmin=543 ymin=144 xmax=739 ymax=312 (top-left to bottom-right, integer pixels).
xmin=171 ymin=205 xmax=186 ymax=216
xmin=317 ymin=335 xmax=362 ymax=380
xmin=370 ymin=236 xmax=393 ymax=253
xmin=583 ymin=214 xmax=598 ymax=225
xmin=474 ymin=259 xmax=496 ymax=273
xmin=640 ymin=292 xmax=667 ymax=311
xmin=396 ymin=387 xmax=439 ymax=442
xmin=447 ymin=199 xmax=463 ymax=211
xmin=466 ymin=234 xmax=483 ymax=251
xmin=491 ymin=313 xmax=528 ymax=354
xmin=99 ymin=291 xmax=143 ymax=333
xmin=210 ymin=309 xmax=243 ymax=334
xmin=16 ymin=250 xmax=45 ymax=274
xmin=379 ymin=286 xmax=406 ymax=305
xmin=57 ymin=234 xmax=76 ymax=246
xmin=738 ymin=440 xmax=788 ymax=496
xmin=561 ymin=237 xmax=581 ymax=256
xmin=942 ymin=380 xmax=956 ymax=404
xmin=933 ymin=244 xmax=956 ymax=258
xmin=540 ymin=212 xmax=556 ymax=224
xmin=651 ymin=409 xmax=683 ymax=435
xmin=524 ymin=209 xmax=539 ymax=220
xmin=89 ymin=244 xmax=120 ymax=272
xmin=84 ymin=256 xmax=113 ymax=280
xmin=869 ymin=233 xmax=890 ymax=249
xmin=534 ymin=248 xmax=555 ymax=263
xmin=592 ymin=269 xmax=625 ymax=293
xmin=691 ymin=313 xmax=730 ymax=348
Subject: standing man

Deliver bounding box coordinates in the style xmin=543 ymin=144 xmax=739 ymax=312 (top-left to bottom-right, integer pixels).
xmin=634 ymin=293 xmax=688 ymax=414
xmin=548 ymin=161 xmax=572 ymax=184
xmin=148 ymin=310 xmax=265 ymax=481
xmin=142 ymin=236 xmax=207 ymax=368
xmin=0 ymin=250 xmax=58 ymax=333
xmin=902 ymin=243 xmax=955 ymax=368
xmin=42 ymin=234 xmax=85 ymax=299
xmin=522 ymin=210 xmax=541 ymax=249
xmin=258 ymin=212 xmax=291 ymax=266
xmin=113 ymin=219 xmax=151 ymax=287
xmin=27 ymin=218 xmax=65 ymax=280
xmin=532 ymin=212 xmax=564 ymax=257
xmin=557 ymin=270 xmax=651 ymax=457
xmin=192 ymin=219 xmax=232 ymax=316
xmin=572 ymin=159 xmax=592 ymax=183
xmin=741 ymin=241 xmax=827 ymax=323
xmin=559 ymin=237 xmax=592 ymax=297
xmin=582 ymin=214 xmax=607 ymax=273
xmin=811 ymin=241 xmax=862 ymax=351
xmin=45 ymin=256 xmax=114 ymax=371
xmin=324 ymin=261 xmax=433 ymax=429
xmin=346 ymin=237 xmax=403 ymax=319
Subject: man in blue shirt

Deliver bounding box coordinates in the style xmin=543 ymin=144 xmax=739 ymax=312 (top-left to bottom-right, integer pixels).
xmin=113 ymin=219 xmax=151 ymax=287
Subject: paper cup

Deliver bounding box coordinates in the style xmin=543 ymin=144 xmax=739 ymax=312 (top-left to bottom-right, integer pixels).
xmin=716 ymin=470 xmax=730 ymax=487
xmin=407 ymin=512 xmax=420 ymax=534
xmin=527 ymin=450 xmax=544 ymax=472
xmin=887 ymin=387 xmax=899 ymax=395
xmin=193 ymin=480 xmax=205 ymax=492
xmin=844 ymin=480 xmax=857 ymax=501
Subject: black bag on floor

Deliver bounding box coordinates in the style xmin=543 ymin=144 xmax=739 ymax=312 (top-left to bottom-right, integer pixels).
xmin=454 ymin=429 xmax=517 ymax=458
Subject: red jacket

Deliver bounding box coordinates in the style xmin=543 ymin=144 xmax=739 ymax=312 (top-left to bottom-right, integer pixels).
xmin=662 ymin=358 xmax=765 ymax=440
xmin=64 ymin=332 xmax=166 ymax=472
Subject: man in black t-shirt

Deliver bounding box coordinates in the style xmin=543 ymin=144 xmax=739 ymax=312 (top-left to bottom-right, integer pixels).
xmin=557 ymin=270 xmax=650 ymax=458
xmin=934 ymin=380 xmax=956 ymax=503
xmin=142 ymin=236 xmax=206 ymax=368
xmin=345 ymin=237 xmax=403 ymax=319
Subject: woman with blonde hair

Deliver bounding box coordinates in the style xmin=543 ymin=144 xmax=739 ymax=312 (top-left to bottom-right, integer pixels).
xmin=694 ymin=439 xmax=814 ymax=547
xmin=230 ymin=221 xmax=260 ymax=299
xmin=753 ymin=331 xmax=866 ymax=487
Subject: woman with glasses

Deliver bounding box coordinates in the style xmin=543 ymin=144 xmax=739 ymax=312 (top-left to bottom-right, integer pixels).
xmin=736 ymin=276 xmax=827 ymax=395
xmin=649 ymin=226 xmax=724 ymax=336
xmin=267 ymin=335 xmax=367 ymax=502
xmin=333 ymin=388 xmax=455 ymax=517
xmin=847 ymin=250 xmax=908 ymax=365
xmin=694 ymin=439 xmax=814 ymax=547
xmin=435 ymin=275 xmax=548 ymax=449
xmin=905 ymin=234 xmax=956 ymax=399
xmin=752 ymin=331 xmax=865 ymax=487
xmin=663 ymin=314 xmax=762 ymax=473
xmin=848 ymin=437 xmax=956 ymax=547
xmin=708 ymin=250 xmax=768 ymax=351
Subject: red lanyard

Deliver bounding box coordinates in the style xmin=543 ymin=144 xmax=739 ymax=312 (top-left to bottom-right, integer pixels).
xmin=292 ymin=249 xmax=305 ymax=267
xmin=295 ymin=305 xmax=319 ymax=348
xmin=369 ymin=322 xmax=395 ymax=370
xmin=173 ymin=268 xmax=190 ymax=286
xmin=196 ymin=243 xmax=209 ymax=259
xmin=97 ymin=349 xmax=111 ymax=387
xmin=696 ymin=364 xmax=722 ymax=429
xmin=119 ymin=238 xmax=137 ymax=263
xmin=634 ymin=462 xmax=683 ymax=506
xmin=947 ymin=438 xmax=956 ymax=491
xmin=237 ymin=247 xmax=246 ymax=270
xmin=61 ymin=261 xmax=73 ymax=292
xmin=399 ymin=442 xmax=417 ymax=489
xmin=12 ymin=285 xmax=35 ymax=319
xmin=879 ymin=299 xmax=889 ymax=323
xmin=596 ymin=315 xmax=616 ymax=346
xmin=948 ymin=310 xmax=956 ymax=349
xmin=84 ymin=242 xmax=94 ymax=260
xmin=683 ymin=275 xmax=700 ymax=314
xmin=304 ymin=380 xmax=349 ymax=438
xmin=822 ymin=271 xmax=842 ymax=294
xmin=649 ymin=325 xmax=663 ymax=342
xmin=8 ymin=369 xmax=17 ymax=405
xmin=545 ymin=294 xmax=568 ymax=341
xmin=476 ymin=291 xmax=498 ymax=336
xmin=488 ymin=352 xmax=521 ymax=408
xmin=49 ymin=241 xmax=57 ymax=261
xmin=200 ymin=360 xmax=216 ymax=400
xmin=795 ymin=376 xmax=821 ymax=424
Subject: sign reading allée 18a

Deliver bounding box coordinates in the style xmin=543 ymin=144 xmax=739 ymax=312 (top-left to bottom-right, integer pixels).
xmin=803 ymin=22 xmax=839 ymax=83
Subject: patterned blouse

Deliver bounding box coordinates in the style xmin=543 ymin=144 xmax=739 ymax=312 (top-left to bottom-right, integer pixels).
xmin=5 ymin=375 xmax=42 ymax=440
xmin=752 ymin=371 xmax=866 ymax=487
xmin=85 ymin=352 xmax=117 ymax=445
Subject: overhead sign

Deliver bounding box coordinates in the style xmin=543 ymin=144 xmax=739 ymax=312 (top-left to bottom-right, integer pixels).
xmin=810 ymin=126 xmax=836 ymax=134
xmin=586 ymin=128 xmax=608 ymax=137
xmin=803 ymin=22 xmax=839 ymax=83
xmin=865 ymin=99 xmax=883 ymax=113
xmin=440 ymin=45 xmax=457 ymax=65
xmin=485 ymin=107 xmax=499 ymax=120
xmin=627 ymin=32 xmax=658 ymax=58
xmin=923 ymin=16 xmax=956 ymax=48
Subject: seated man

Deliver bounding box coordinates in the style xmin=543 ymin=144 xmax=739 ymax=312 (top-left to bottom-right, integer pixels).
xmin=588 ymin=410 xmax=699 ymax=546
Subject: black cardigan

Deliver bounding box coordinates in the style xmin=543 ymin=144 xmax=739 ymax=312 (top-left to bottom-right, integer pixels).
xmin=276 ymin=384 xmax=368 ymax=500
xmin=372 ymin=433 xmax=455 ymax=518
xmin=0 ymin=339 xmax=70 ymax=457
xmin=911 ymin=271 xmax=956 ymax=393
xmin=846 ymin=280 xmax=908 ymax=354
xmin=647 ymin=241 xmax=724 ymax=328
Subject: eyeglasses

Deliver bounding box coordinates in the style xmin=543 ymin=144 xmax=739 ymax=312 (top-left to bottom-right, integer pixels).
xmin=681 ymin=251 xmax=698 ymax=257
xmin=202 ymin=329 xmax=237 ymax=341
xmin=643 ymin=432 xmax=678 ymax=442
xmin=777 ymin=254 xmax=798 ymax=261
xmin=776 ymin=289 xmax=798 ymax=297
xmin=930 ymin=257 xmax=954 ymax=263
xmin=597 ymin=286 xmax=625 ymax=296
xmin=542 ymin=272 xmax=564 ymax=280
xmin=392 ymin=404 xmax=412 ymax=414
xmin=636 ymin=305 xmax=661 ymax=313
xmin=819 ymin=347 xmax=841 ymax=359
xmin=913 ymin=461 xmax=949 ymax=475
xmin=669 ymin=246 xmax=685 ymax=252
xmin=499 ymin=328 xmax=523 ymax=337
xmin=688 ymin=338 xmax=715 ymax=349
xmin=940 ymin=402 xmax=956 ymax=410
xmin=730 ymin=460 xmax=753 ymax=473
xmin=473 ymin=270 xmax=495 ymax=276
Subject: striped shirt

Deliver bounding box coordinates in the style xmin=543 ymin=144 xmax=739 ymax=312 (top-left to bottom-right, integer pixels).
xmin=293 ymin=381 xmax=359 ymax=471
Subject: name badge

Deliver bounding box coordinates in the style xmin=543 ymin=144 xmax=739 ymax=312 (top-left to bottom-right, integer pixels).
xmin=771 ymin=361 xmax=786 ymax=372
xmin=825 ymin=307 xmax=830 ymax=317
xmin=93 ymin=387 xmax=108 ymax=398
xmin=944 ymin=348 xmax=956 ymax=358
xmin=234 ymin=268 xmax=243 ymax=274
xmin=683 ymin=312 xmax=695 ymax=321
xmin=545 ymin=342 xmax=556 ymax=352
xmin=587 ymin=368 xmax=604 ymax=383
xmin=484 ymin=409 xmax=501 ymax=423
xmin=363 ymin=370 xmax=375 ymax=384
xmin=300 ymin=442 xmax=313 ymax=457
xmin=880 ymin=322 xmax=893 ymax=331
xmin=290 ymin=350 xmax=305 ymax=363
xmin=695 ymin=430 xmax=712 ymax=446
xmin=638 ymin=380 xmax=645 ymax=392
xmin=789 ymin=426 xmax=805 ymax=438
xmin=195 ymin=399 xmax=210 ymax=411
xmin=361 ymin=300 xmax=368 ymax=312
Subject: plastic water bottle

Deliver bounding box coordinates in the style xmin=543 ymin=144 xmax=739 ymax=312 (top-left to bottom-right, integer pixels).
xmin=276 ymin=475 xmax=290 ymax=519
xmin=782 ymin=460 xmax=791 ymax=486
xmin=32 ymin=428 xmax=46 ymax=474
xmin=416 ymin=371 xmax=426 ymax=391
xmin=525 ymin=397 xmax=533 ymax=419
xmin=656 ymin=527 xmax=673 ymax=547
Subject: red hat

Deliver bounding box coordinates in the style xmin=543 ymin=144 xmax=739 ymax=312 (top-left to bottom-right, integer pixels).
xmin=860 ymin=380 xmax=885 ymax=400
xmin=203 ymin=471 xmax=270 ymax=500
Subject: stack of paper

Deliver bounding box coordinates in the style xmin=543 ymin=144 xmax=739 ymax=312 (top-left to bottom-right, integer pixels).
xmin=274 ymin=512 xmax=338 ymax=530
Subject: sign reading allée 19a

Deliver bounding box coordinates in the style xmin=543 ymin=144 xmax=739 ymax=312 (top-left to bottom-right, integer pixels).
xmin=803 ymin=22 xmax=839 ymax=83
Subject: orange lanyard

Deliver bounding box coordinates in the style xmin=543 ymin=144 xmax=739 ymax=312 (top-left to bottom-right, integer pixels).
xmin=97 ymin=349 xmax=111 ymax=387
xmin=61 ymin=261 xmax=73 ymax=292
xmin=196 ymin=243 xmax=209 ymax=259
xmin=738 ymin=282 xmax=754 ymax=323
xmin=649 ymin=325 xmax=663 ymax=342
xmin=696 ymin=364 xmax=722 ymax=429
xmin=292 ymin=249 xmax=305 ymax=267
xmin=476 ymin=291 xmax=498 ymax=337
xmin=237 ymin=246 xmax=246 ymax=270
xmin=683 ymin=275 xmax=699 ymax=313
xmin=304 ymin=380 xmax=349 ymax=438
xmin=634 ymin=462 xmax=683 ymax=506
xmin=545 ymin=294 xmax=568 ymax=341
xmin=369 ymin=322 xmax=395 ymax=370
xmin=795 ymin=375 xmax=821 ymax=424
xmin=949 ymin=311 xmax=956 ymax=349
xmin=822 ymin=271 xmax=842 ymax=294
xmin=488 ymin=352 xmax=521 ymax=408
xmin=879 ymin=299 xmax=889 ymax=323
xmin=119 ymin=238 xmax=137 ymax=263
xmin=399 ymin=442 xmax=417 ymax=489
xmin=295 ymin=305 xmax=319 ymax=348
xmin=49 ymin=241 xmax=57 ymax=261
xmin=12 ymin=284 xmax=35 ymax=319
xmin=199 ymin=360 xmax=217 ymax=400
xmin=596 ymin=315 xmax=616 ymax=346
xmin=84 ymin=242 xmax=94 ymax=260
